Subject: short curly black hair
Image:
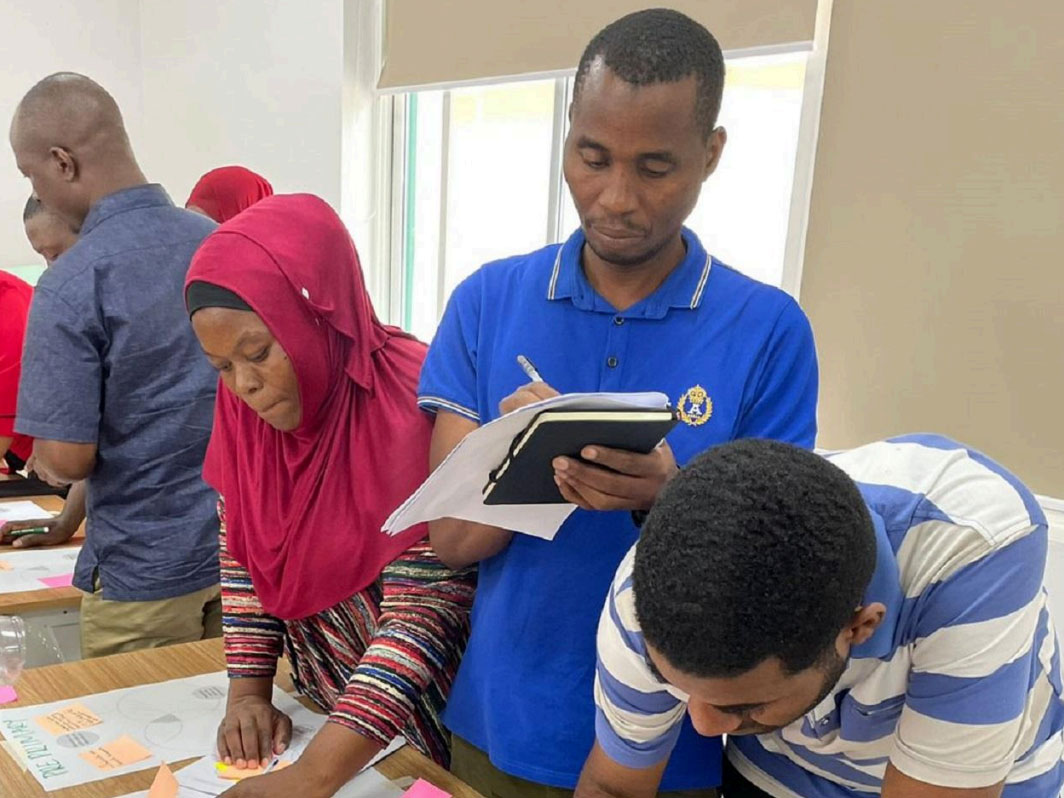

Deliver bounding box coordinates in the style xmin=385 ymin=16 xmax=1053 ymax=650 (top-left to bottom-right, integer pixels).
xmin=633 ymin=439 xmax=876 ymax=677
xmin=573 ymin=8 xmax=725 ymax=140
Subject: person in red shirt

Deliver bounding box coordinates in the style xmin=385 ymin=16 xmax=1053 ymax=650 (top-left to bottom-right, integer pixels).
xmin=0 ymin=198 xmax=85 ymax=547
xmin=0 ymin=269 xmax=34 ymax=471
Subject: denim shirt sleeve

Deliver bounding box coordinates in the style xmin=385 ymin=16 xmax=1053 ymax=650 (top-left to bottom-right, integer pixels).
xmin=15 ymin=284 xmax=103 ymax=444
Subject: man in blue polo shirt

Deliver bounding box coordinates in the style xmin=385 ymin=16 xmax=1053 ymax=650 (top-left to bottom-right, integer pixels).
xmin=583 ymin=436 xmax=1062 ymax=798
xmin=418 ymin=10 xmax=818 ymax=797
xmin=9 ymin=73 xmax=220 ymax=658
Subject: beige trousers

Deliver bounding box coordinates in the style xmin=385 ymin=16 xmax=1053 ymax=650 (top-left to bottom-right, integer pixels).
xmin=80 ymin=578 xmax=223 ymax=659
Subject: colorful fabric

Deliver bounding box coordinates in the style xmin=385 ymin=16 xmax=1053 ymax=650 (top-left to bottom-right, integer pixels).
xmin=218 ymin=501 xmax=475 ymax=764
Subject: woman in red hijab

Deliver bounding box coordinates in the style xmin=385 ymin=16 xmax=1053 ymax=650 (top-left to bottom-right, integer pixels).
xmin=185 ymin=194 xmax=474 ymax=798
xmin=186 ymin=166 xmax=274 ymax=223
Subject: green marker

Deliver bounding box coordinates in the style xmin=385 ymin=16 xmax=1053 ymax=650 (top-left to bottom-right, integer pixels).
xmin=9 ymin=527 xmax=49 ymax=538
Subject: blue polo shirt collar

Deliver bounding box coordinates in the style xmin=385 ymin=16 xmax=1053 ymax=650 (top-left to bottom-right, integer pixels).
xmin=546 ymin=227 xmax=712 ymax=319
xmin=851 ymin=510 xmax=903 ymax=661
xmin=81 ymin=184 xmax=174 ymax=236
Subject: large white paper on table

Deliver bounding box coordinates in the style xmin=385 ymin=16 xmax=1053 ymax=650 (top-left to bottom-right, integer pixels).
xmin=0 ymin=546 xmax=81 ymax=594
xmin=383 ymin=392 xmax=671 ymax=540
xmin=177 ymin=701 xmax=405 ymax=796
xmin=116 ymin=766 xmax=404 ymax=798
xmin=0 ymin=500 xmax=55 ymax=523
xmin=0 ymin=671 xmax=302 ymax=792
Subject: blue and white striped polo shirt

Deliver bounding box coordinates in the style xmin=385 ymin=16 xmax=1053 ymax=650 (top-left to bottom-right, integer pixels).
xmin=595 ymin=434 xmax=1063 ymax=797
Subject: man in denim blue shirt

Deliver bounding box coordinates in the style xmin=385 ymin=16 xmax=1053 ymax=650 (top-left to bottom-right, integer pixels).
xmin=9 ymin=73 xmax=221 ymax=657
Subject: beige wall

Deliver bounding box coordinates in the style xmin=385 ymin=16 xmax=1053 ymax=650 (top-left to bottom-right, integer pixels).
xmin=380 ymin=0 xmax=816 ymax=88
xmin=801 ymin=1 xmax=1064 ymax=495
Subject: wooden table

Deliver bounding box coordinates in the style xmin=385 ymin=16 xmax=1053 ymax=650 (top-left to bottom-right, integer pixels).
xmin=0 ymin=494 xmax=85 ymax=615
xmin=0 ymin=638 xmax=483 ymax=798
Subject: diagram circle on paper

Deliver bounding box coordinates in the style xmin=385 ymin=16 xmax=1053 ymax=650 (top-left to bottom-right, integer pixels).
xmin=56 ymin=730 xmax=101 ymax=748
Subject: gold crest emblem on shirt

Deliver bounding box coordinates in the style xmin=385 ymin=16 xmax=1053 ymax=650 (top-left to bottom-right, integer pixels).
xmin=677 ymin=385 xmax=712 ymax=427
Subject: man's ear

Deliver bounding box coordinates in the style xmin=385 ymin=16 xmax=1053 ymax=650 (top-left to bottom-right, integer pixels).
xmin=49 ymin=146 xmax=78 ymax=183
xmin=840 ymin=602 xmax=887 ymax=649
xmin=702 ymin=126 xmax=727 ymax=181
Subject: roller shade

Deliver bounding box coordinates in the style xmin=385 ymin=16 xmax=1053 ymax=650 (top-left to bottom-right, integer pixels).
xmin=379 ymin=0 xmax=818 ymax=89
xmin=800 ymin=0 xmax=1064 ymax=495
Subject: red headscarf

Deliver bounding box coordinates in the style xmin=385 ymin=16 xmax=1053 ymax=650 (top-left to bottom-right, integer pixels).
xmin=186 ymin=166 xmax=274 ymax=223
xmin=186 ymin=194 xmax=430 ymax=619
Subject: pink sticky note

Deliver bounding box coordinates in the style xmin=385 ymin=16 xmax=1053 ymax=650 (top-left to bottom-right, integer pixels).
xmin=401 ymin=779 xmax=451 ymax=798
xmin=38 ymin=573 xmax=74 ymax=588
xmin=0 ymin=685 xmax=17 ymax=705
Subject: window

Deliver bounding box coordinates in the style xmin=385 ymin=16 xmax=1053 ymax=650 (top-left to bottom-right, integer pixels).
xmin=394 ymin=50 xmax=811 ymax=341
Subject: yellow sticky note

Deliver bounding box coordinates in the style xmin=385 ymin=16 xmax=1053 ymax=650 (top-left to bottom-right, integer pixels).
xmin=35 ymin=703 xmax=103 ymax=735
xmin=78 ymin=735 xmax=153 ymax=771
xmin=215 ymin=759 xmax=292 ymax=781
xmin=149 ymin=762 xmax=179 ymax=798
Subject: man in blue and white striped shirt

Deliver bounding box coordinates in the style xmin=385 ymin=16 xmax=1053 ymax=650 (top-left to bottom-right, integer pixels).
xmin=577 ymin=436 xmax=1063 ymax=798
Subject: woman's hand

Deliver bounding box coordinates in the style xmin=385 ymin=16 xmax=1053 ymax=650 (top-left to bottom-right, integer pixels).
xmin=219 ymin=758 xmax=327 ymax=798
xmin=216 ymin=694 xmax=292 ymax=769
xmin=223 ymin=720 xmax=387 ymax=798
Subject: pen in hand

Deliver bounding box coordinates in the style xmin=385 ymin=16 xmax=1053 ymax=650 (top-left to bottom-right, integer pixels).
xmin=500 ymin=356 xmax=558 ymax=416
xmin=517 ymin=354 xmax=544 ymax=383
xmin=8 ymin=527 xmax=50 ymax=538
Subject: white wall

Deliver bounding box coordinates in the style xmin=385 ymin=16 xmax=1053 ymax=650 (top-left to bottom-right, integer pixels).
xmin=0 ymin=0 xmax=144 ymax=268
xmin=137 ymin=0 xmax=345 ymax=211
xmin=0 ymin=0 xmax=349 ymax=272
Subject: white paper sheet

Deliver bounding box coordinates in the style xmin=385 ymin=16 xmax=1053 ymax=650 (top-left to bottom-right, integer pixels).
xmin=383 ymin=391 xmax=671 ymax=540
xmin=333 ymin=767 xmax=405 ymax=798
xmin=178 ymin=702 xmax=405 ymax=796
xmin=0 ymin=671 xmax=303 ymax=791
xmin=0 ymin=546 xmax=81 ymax=594
xmin=0 ymin=500 xmax=55 ymax=523
xmin=116 ymin=765 xmax=404 ymax=798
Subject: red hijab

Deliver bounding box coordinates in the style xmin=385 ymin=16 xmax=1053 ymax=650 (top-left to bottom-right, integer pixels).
xmin=186 ymin=166 xmax=274 ymax=223
xmin=186 ymin=194 xmax=430 ymax=619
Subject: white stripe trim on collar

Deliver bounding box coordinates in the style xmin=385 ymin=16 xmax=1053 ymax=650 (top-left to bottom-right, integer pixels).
xmin=546 ymin=246 xmax=563 ymax=300
xmin=548 ymin=244 xmax=710 ymax=309
xmin=689 ymin=253 xmax=712 ymax=309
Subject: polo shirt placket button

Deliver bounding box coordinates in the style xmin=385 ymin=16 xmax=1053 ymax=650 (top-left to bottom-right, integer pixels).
xmin=607 ymin=356 xmax=619 ymax=368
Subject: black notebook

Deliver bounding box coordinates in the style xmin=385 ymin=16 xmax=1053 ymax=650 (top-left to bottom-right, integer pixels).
xmin=483 ymin=407 xmax=678 ymax=505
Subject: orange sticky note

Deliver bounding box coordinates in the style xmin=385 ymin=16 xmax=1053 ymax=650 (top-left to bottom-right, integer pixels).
xmin=78 ymin=735 xmax=153 ymax=770
xmin=149 ymin=762 xmax=179 ymax=798
xmin=215 ymin=759 xmax=292 ymax=781
xmin=35 ymin=703 xmax=103 ymax=735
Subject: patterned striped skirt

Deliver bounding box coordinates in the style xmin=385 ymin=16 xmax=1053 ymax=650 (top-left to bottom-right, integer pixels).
xmin=222 ymin=532 xmax=475 ymax=767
